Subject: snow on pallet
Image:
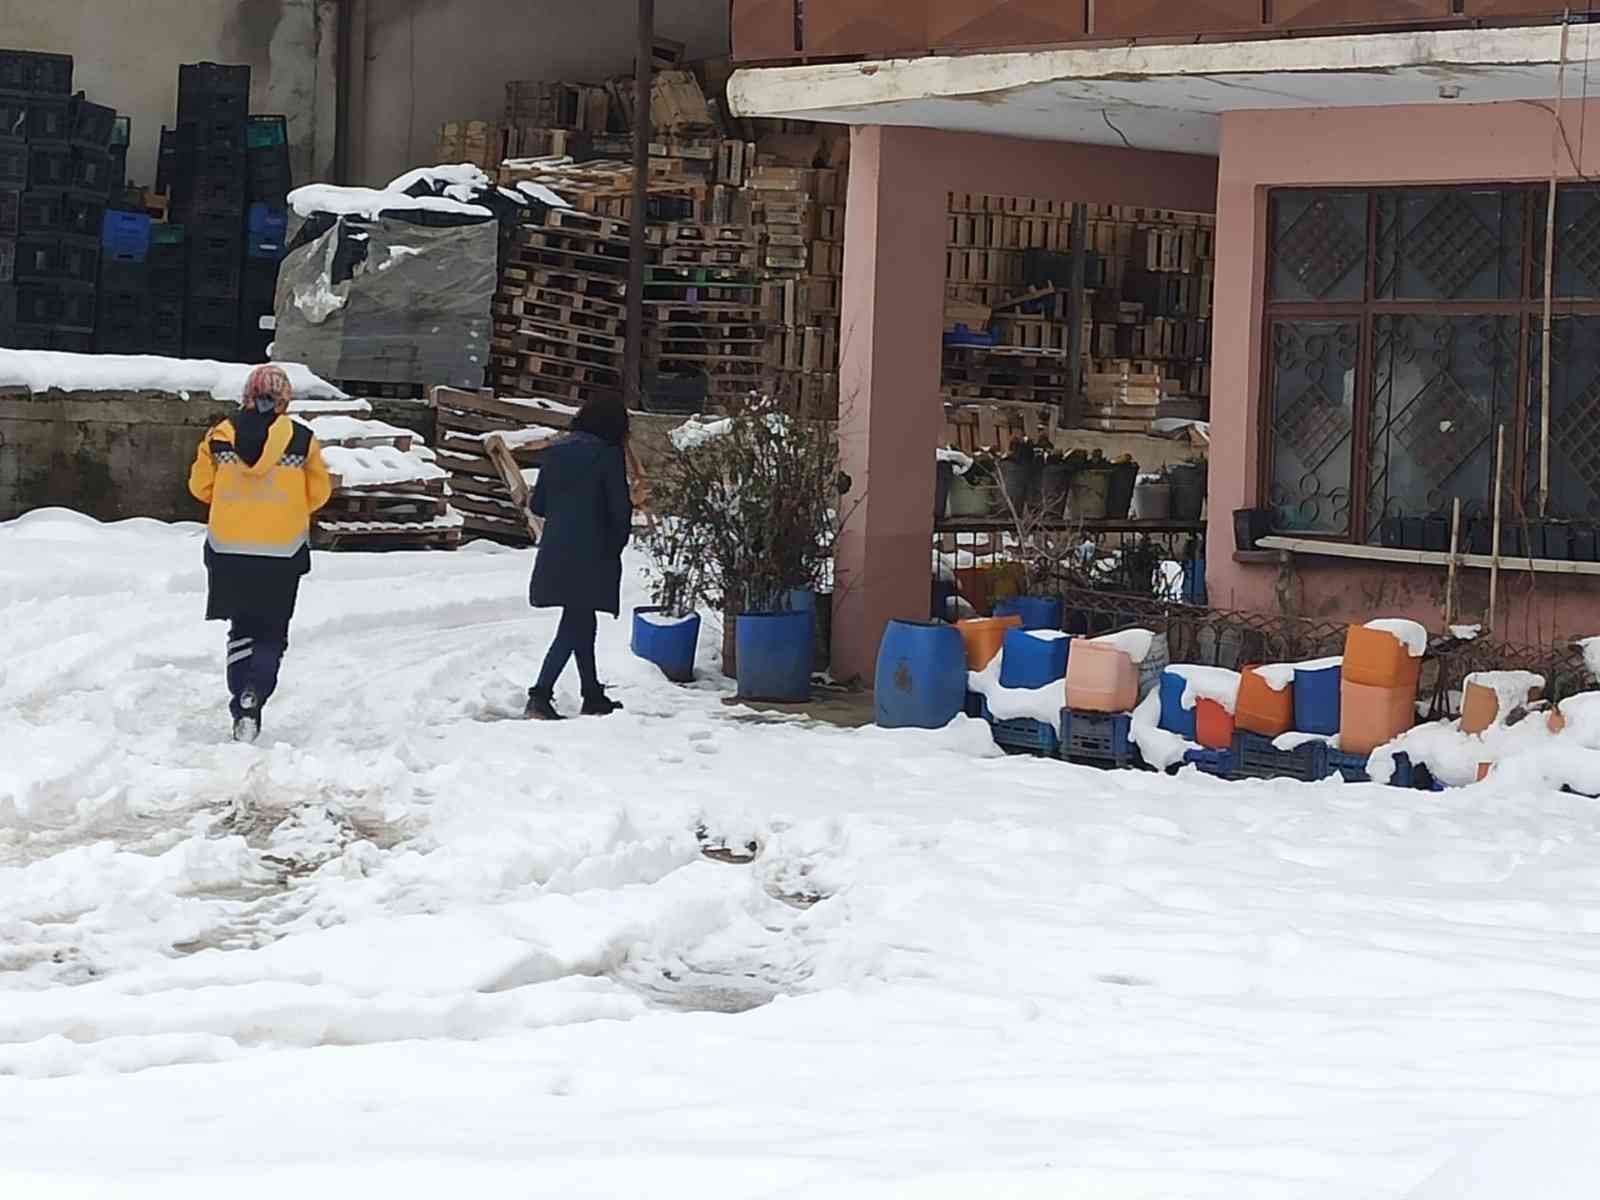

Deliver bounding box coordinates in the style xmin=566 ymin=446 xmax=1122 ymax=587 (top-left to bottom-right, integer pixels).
xmin=310 ymin=409 xmax=461 ymax=551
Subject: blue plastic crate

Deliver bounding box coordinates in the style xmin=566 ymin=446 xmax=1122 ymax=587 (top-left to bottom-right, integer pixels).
xmin=943 ymin=323 xmax=998 ymax=348
xmin=246 ymin=201 xmax=288 ymax=260
xmin=1325 ymin=749 xmax=1413 ymax=786
xmin=1233 ymin=732 xmax=1329 ymax=782
xmin=100 ymin=210 xmax=152 ymax=263
xmin=979 ymin=698 xmax=1059 ymax=757
xmin=1060 ymin=709 xmax=1136 ymax=768
xmin=1183 ymin=747 xmax=1235 ymax=778
xmin=964 ymin=691 xmax=985 ymax=719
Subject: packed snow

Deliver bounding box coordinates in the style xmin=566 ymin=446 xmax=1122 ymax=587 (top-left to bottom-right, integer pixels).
xmin=0 ymin=350 xmax=344 ymax=401
xmin=1365 ymin=617 xmax=1429 ymax=657
xmin=1165 ymin=663 xmax=1243 ymax=712
xmin=288 ymin=183 xmax=493 ymax=221
xmin=10 ymin=510 xmax=1600 ymax=1197
xmin=321 ymin=445 xmax=447 ymax=489
xmin=1089 ymin=626 xmax=1156 ymax=664
xmin=967 ymin=652 xmax=1063 ymax=725
xmin=1463 ymin=670 xmax=1546 ymax=724
xmin=1254 ymin=656 xmax=1343 ymax=692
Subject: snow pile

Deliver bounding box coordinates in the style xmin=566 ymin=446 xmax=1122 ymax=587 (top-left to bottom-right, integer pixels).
xmin=1165 ymin=663 xmax=1242 ymax=713
xmin=303 ymin=415 xmax=415 ymax=446
xmin=1450 ymin=623 xmax=1482 ymax=641
xmin=1365 ymin=617 xmax=1428 ymax=657
xmin=289 ymin=183 xmax=492 ymax=221
xmin=1024 ymin=629 xmax=1068 ymax=643
xmin=0 ymin=350 xmax=344 ymax=401
xmin=322 ymin=445 xmax=447 ymax=489
xmin=1405 ymin=1098 xmax=1600 ymax=1199
xmin=670 ymin=416 xmax=734 ymax=451
xmin=1463 ymin=670 xmax=1545 ymax=724
xmin=1580 ymin=634 xmax=1600 ymax=683
xmin=1131 ymin=688 xmax=1197 ymax=770
xmin=1254 ymin=655 xmax=1342 ymax=692
xmin=936 ymin=448 xmax=974 ymax=475
xmin=1089 ymin=627 xmax=1156 ymax=664
xmin=967 ymin=652 xmax=1062 ymax=726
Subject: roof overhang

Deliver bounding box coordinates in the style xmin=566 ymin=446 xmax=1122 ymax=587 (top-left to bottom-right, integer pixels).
xmin=727 ymin=24 xmax=1598 ymax=156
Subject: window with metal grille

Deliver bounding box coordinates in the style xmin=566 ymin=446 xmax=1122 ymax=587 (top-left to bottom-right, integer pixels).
xmin=1263 ymin=184 xmax=1600 ymax=543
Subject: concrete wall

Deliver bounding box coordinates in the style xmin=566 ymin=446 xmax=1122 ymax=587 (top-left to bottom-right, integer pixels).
xmin=1209 ymin=99 xmax=1600 ymax=646
xmin=0 ymin=392 xmax=227 ymax=525
xmin=349 ymin=0 xmax=731 ymax=185
xmin=834 ymin=125 xmax=1219 ymax=681
xmin=0 ymin=0 xmax=337 ymax=190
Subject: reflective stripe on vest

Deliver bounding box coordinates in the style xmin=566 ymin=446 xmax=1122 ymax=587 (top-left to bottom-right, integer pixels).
xmin=207 ymin=530 xmax=309 ymax=559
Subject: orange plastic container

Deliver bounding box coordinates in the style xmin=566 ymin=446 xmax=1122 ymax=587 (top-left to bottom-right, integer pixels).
xmin=953 ymin=563 xmax=1026 ymax=616
xmin=1195 ymin=698 xmax=1236 ymax=749
xmin=957 ymin=615 xmax=1022 ymax=670
xmin=1339 ymin=679 xmax=1416 ymax=756
xmin=1235 ymin=666 xmax=1293 ymax=737
xmin=1064 ymin=641 xmax=1139 ymax=713
xmin=1343 ymin=625 xmax=1422 ymax=690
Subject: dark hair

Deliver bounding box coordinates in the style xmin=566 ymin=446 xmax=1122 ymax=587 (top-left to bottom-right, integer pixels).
xmin=571 ymin=396 xmax=630 ymax=447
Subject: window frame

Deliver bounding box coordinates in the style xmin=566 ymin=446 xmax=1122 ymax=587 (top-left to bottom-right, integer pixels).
xmin=1259 ymin=183 xmax=1600 ymax=543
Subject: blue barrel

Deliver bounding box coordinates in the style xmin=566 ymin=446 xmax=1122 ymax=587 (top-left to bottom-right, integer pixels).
xmin=1159 ymin=669 xmax=1197 ymax=738
xmin=875 ymin=620 xmax=967 ymax=729
xmin=630 ymin=607 xmax=700 ymax=684
xmin=1293 ymin=662 xmax=1342 ymax=735
xmin=998 ymin=628 xmax=1070 ymax=689
xmin=736 ymin=611 xmax=813 ymax=702
xmin=993 ymin=595 xmax=1063 ymax=631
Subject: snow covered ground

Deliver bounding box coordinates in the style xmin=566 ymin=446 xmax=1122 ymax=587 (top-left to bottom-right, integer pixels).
xmin=6 ymin=509 xmax=1600 ymax=1198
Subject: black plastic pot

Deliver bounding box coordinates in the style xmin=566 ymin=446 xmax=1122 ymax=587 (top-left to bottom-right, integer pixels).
xmin=1104 ymin=462 xmax=1139 ymax=520
xmin=1399 ymin=517 xmax=1425 ymax=550
xmin=1169 ymin=464 xmax=1207 ymax=522
xmin=1233 ymin=507 xmax=1273 ymax=551
xmin=1422 ymin=515 xmax=1450 ymax=553
xmin=997 ymin=458 xmax=1040 ymax=512
xmin=1574 ymin=525 xmax=1599 ymax=562
xmin=1544 ymin=523 xmax=1573 ymax=562
xmin=1040 ymin=462 xmax=1073 ymax=516
xmin=1380 ymin=517 xmax=1405 ymax=549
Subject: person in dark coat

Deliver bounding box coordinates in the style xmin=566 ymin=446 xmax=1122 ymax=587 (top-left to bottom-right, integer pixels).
xmin=525 ymin=396 xmax=633 ymax=720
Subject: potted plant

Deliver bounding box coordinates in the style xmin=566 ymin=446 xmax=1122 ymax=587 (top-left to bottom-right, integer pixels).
xmin=1104 ymin=454 xmax=1140 ymax=520
xmin=996 ymin=438 xmax=1041 ymax=517
xmin=632 ymin=555 xmax=703 ymax=684
xmin=643 ymin=393 xmax=851 ymax=702
xmin=1068 ymin=449 xmax=1112 ymax=520
xmin=944 ymin=446 xmax=991 ymax=518
xmin=1039 ymin=446 xmax=1075 ymax=518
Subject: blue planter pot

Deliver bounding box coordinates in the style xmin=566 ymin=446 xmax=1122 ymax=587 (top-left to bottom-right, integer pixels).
xmin=875 ymin=620 xmax=967 ymax=729
xmin=736 ymin=610 xmax=813 ymax=702
xmin=998 ymin=628 xmax=1070 ymax=690
xmin=631 ymin=607 xmax=700 ymax=684
xmin=993 ymin=596 xmax=1063 ymax=631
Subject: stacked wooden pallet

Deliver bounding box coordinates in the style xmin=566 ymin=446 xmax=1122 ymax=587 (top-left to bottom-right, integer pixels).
xmin=751 ymin=164 xmax=846 ymax=416
xmin=307 ymin=415 xmax=463 ymax=551
xmin=431 ymin=385 xmax=575 ymax=544
xmin=942 ymin=194 xmax=1217 ymax=433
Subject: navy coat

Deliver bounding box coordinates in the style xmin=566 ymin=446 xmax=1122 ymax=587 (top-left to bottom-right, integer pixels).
xmin=528 ymin=431 xmax=632 ymax=615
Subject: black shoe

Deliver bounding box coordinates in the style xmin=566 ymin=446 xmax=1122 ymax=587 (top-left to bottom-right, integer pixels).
xmin=525 ymin=688 xmax=564 ymax=721
xmin=581 ymin=689 xmax=623 ymax=717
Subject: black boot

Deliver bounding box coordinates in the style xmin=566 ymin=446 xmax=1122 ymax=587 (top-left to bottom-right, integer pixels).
xmin=525 ymin=688 xmax=564 ymax=721
xmin=581 ymin=688 xmax=623 ymax=717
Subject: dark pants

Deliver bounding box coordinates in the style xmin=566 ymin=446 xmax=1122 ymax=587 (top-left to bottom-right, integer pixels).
xmin=535 ymin=607 xmax=599 ymax=696
xmin=227 ymin=616 xmax=289 ymax=720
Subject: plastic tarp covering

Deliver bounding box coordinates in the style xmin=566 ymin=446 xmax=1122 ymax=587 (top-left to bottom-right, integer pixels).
xmin=272 ymin=215 xmax=496 ymax=390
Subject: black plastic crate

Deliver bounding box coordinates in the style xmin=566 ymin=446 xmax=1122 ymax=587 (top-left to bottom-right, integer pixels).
xmin=27 ymin=140 xmax=70 ymax=189
xmin=177 ymin=113 xmax=245 ymax=153
xmin=156 ymin=126 xmax=177 ymax=195
xmin=69 ymin=96 xmax=115 ymax=148
xmin=1325 ymin=749 xmax=1415 ymax=786
xmin=0 ymin=235 xmax=12 ymax=284
xmin=178 ymin=63 xmax=250 ymax=124
xmin=188 ymin=230 xmax=243 ymax=299
xmin=17 ymin=279 xmax=94 ymax=331
xmin=184 ymin=172 xmax=246 ymax=219
xmin=98 ymin=257 xmax=148 ymax=291
xmin=185 ymin=316 xmax=241 ymax=361
xmin=14 ymin=231 xmax=57 ymax=280
xmin=50 ymin=328 xmax=92 ymax=353
xmin=59 ymin=192 xmax=105 ymax=238
xmin=0 ymin=135 xmax=23 ymax=189
xmin=94 ymin=319 xmax=150 ymax=355
xmin=70 ymin=146 xmax=111 ymax=195
xmin=1182 ymin=748 xmax=1236 ymax=778
xmin=24 ymin=94 xmax=69 ymax=141
xmin=107 ymin=144 xmax=126 ymax=193
xmin=57 ymin=234 xmax=97 ymax=284
xmin=242 ymin=255 xmax=278 ymax=308
xmin=1233 ymin=732 xmax=1329 ymax=783
xmin=977 ymin=697 xmax=1060 ymax=757
xmin=4 ymin=322 xmax=53 ymax=349
xmin=0 ymin=188 xmax=15 ymax=237
xmin=18 ymin=189 xmax=60 ymax=233
xmin=1060 ymin=709 xmax=1137 ymax=768
xmin=0 ymin=283 xmax=14 ymax=333
xmin=0 ymin=94 xmax=24 ymax=139
xmin=246 ymin=143 xmax=291 ymax=200
xmin=97 ymin=286 xmax=150 ymax=328
xmin=24 ymin=53 xmax=73 ymax=95
xmin=151 ymin=296 xmax=183 ymax=345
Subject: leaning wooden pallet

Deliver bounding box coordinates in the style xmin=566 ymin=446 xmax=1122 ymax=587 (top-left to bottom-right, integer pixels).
xmin=308 ymin=415 xmax=464 ymax=552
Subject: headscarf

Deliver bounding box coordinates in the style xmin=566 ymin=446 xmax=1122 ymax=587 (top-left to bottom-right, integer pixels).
xmin=235 ymin=365 xmax=294 ymax=466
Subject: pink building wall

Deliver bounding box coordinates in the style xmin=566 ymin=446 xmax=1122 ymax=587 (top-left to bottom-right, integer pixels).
xmin=1210 ymin=100 xmax=1600 ymax=648
xmin=835 ymin=126 xmax=1219 ymax=681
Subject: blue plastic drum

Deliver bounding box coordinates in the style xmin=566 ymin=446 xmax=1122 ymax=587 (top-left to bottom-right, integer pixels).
xmin=736 ymin=611 xmax=814 ymax=703
xmin=875 ymin=620 xmax=967 ymax=729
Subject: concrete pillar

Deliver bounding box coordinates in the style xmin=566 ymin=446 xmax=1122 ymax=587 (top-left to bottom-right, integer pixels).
xmin=831 ymin=125 xmax=949 ymax=683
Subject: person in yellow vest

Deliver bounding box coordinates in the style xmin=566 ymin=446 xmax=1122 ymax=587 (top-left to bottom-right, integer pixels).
xmin=188 ymin=364 xmax=333 ymax=743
